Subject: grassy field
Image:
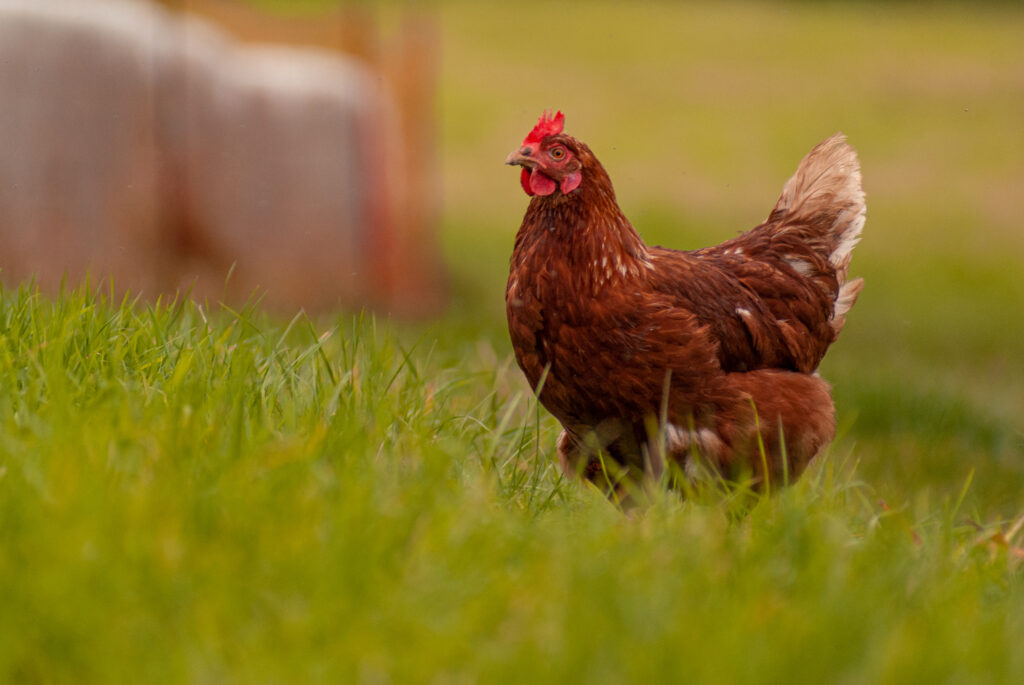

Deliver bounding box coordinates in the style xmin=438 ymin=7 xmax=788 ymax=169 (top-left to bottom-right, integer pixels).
xmin=2 ymin=287 xmax=1022 ymax=683
xmin=3 ymin=1 xmax=1024 ymax=682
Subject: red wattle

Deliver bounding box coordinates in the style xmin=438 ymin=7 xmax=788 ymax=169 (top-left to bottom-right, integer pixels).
xmin=528 ymin=169 xmax=557 ymax=196
xmin=520 ymin=168 xmax=534 ymax=196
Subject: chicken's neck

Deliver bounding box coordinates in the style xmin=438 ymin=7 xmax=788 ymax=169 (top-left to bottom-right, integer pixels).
xmin=515 ymin=180 xmax=651 ymax=293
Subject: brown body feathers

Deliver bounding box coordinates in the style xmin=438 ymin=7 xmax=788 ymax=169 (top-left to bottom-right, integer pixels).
xmin=505 ymin=113 xmax=864 ymax=495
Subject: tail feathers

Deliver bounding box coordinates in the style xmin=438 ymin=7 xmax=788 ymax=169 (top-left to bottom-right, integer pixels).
xmin=771 ymin=132 xmax=865 ymax=287
xmin=830 ymin=276 xmax=864 ymax=339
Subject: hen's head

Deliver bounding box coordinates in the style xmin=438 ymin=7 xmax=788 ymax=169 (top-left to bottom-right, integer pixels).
xmin=505 ymin=111 xmax=585 ymax=197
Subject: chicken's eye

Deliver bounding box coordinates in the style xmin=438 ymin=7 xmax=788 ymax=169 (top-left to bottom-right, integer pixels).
xmin=549 ymin=147 xmax=566 ymax=161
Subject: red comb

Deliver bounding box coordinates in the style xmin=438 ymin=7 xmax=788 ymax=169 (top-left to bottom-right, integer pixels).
xmin=523 ymin=110 xmax=565 ymax=145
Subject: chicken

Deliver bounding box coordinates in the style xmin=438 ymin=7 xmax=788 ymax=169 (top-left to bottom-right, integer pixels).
xmin=505 ymin=111 xmax=864 ymax=496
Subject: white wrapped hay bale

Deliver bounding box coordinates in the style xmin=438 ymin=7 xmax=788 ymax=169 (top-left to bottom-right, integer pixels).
xmin=0 ymin=0 xmax=439 ymax=314
xmin=0 ymin=0 xmax=169 ymax=293
xmin=169 ymin=42 xmax=401 ymax=311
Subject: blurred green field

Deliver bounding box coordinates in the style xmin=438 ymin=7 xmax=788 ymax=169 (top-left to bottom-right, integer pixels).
xmin=2 ymin=1 xmax=1024 ymax=682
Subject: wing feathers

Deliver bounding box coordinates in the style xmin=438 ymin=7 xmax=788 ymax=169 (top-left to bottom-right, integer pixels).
xmin=688 ymin=133 xmax=866 ymax=372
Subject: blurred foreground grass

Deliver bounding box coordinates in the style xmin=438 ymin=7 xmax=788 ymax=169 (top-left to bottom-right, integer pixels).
xmin=1 ymin=287 xmax=1022 ymax=682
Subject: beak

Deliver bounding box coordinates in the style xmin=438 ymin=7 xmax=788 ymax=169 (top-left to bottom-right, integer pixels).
xmin=505 ymin=147 xmax=536 ymax=167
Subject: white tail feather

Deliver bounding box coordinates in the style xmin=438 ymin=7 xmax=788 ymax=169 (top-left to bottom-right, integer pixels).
xmin=830 ymin=277 xmax=864 ymax=338
xmin=774 ymin=133 xmax=866 ymax=332
xmin=776 ymin=133 xmax=864 ymax=281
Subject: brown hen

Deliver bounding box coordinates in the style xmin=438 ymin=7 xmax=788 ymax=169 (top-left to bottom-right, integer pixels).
xmin=505 ymin=111 xmax=864 ymax=495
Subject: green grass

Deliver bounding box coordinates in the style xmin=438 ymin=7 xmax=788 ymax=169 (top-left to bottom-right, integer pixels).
xmin=3 ymin=0 xmax=1024 ymax=681
xmin=1 ymin=286 xmax=1022 ymax=683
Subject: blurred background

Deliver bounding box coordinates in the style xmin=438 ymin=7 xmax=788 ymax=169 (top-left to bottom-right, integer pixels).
xmin=1 ymin=0 xmax=1022 ymax=511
